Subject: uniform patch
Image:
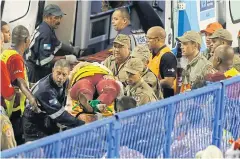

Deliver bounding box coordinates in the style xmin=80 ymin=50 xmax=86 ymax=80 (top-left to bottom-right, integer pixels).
xmin=43 ymin=44 xmax=51 ymax=50
xmin=49 ymin=98 xmax=58 ymax=105
xmin=133 ymin=96 xmax=140 ymax=102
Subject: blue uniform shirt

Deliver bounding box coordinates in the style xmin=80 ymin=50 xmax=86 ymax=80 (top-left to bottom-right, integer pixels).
xmin=23 ymin=74 xmax=84 ymax=141
xmin=25 ymin=22 xmax=62 ymax=66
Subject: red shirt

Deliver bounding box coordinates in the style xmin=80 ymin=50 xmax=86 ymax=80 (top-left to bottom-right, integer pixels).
xmin=0 ymin=52 xmax=25 ymax=105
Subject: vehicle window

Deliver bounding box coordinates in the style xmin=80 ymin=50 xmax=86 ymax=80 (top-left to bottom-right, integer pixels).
xmin=91 ymin=1 xmax=132 ymax=15
xmin=91 ymin=19 xmax=107 ymax=38
xmin=229 ymin=0 xmax=240 ymax=24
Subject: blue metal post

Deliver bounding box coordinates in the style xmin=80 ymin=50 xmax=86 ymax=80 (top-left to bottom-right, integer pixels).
xmin=212 ymin=84 xmax=223 ymax=146
xmin=164 ymin=104 xmax=174 ymax=158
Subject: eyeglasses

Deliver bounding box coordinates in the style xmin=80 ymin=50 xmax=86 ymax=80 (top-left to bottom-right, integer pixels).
xmin=146 ymin=37 xmax=159 ymax=40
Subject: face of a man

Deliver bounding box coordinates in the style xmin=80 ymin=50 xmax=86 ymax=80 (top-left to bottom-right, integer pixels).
xmin=52 ymin=66 xmax=70 ymax=87
xmin=112 ymin=11 xmax=126 ymax=31
xmin=205 ymin=32 xmax=212 ymax=49
xmin=180 ymin=41 xmax=196 ymax=57
xmin=126 ymin=71 xmax=140 ymax=85
xmin=2 ymin=24 xmax=11 ymax=43
xmin=113 ymin=42 xmax=129 ymax=63
xmin=146 ymin=31 xmax=159 ymax=49
xmin=47 ymin=15 xmax=62 ymax=29
xmin=211 ymin=38 xmax=222 ymax=54
xmin=1 ymin=33 xmax=4 ymax=52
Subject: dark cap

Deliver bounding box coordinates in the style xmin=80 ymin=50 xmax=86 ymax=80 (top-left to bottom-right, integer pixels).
xmin=43 ymin=4 xmax=66 ymax=17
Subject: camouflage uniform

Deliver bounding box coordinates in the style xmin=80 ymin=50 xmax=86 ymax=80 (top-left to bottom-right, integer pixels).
xmin=208 ymin=29 xmax=240 ymax=72
xmin=123 ymin=58 xmax=157 ymax=106
xmin=0 ymin=106 xmax=17 ymax=150
xmin=176 ymin=31 xmax=215 ymax=91
xmin=103 ymin=34 xmax=131 ymax=84
xmin=131 ymin=45 xmax=162 ymax=99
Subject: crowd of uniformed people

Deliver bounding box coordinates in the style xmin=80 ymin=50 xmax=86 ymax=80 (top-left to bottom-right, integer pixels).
xmin=1 ymin=4 xmax=240 ymax=156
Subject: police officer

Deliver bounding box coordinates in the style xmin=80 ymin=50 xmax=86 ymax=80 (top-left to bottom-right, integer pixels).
xmin=25 ymin=4 xmax=82 ymax=84
xmin=131 ymin=45 xmax=162 ymax=99
xmin=176 ymin=31 xmax=215 ymax=92
xmin=111 ymin=8 xmax=146 ymax=49
xmin=209 ymin=28 xmax=240 ymax=72
xmin=147 ymin=26 xmax=177 ymax=98
xmin=123 ymin=58 xmax=157 ymax=106
xmin=0 ymin=106 xmax=17 ymax=150
xmin=103 ymin=34 xmax=131 ymax=85
xmin=22 ymin=59 xmax=85 ymax=142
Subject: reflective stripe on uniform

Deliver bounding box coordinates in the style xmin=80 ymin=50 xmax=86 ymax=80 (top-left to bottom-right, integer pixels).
xmin=40 ymin=54 xmax=54 ymax=66
xmin=49 ymin=107 xmax=65 ymax=119
xmin=53 ymin=42 xmax=62 ymax=54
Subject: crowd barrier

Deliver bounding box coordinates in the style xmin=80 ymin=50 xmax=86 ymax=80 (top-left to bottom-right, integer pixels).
xmin=1 ymin=76 xmax=240 ymax=158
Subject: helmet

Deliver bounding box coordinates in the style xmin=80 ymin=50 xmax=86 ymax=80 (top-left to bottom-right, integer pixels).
xmin=12 ymin=25 xmax=29 ymax=44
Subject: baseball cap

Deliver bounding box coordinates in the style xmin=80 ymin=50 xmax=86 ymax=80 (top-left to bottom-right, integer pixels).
xmin=131 ymin=45 xmax=151 ymax=62
xmin=209 ymin=28 xmax=232 ymax=41
xmin=113 ymin=34 xmax=130 ymax=46
xmin=124 ymin=58 xmax=144 ymax=74
xmin=200 ymin=22 xmax=223 ymax=34
xmin=43 ymin=4 xmax=66 ymax=16
xmin=176 ymin=31 xmax=202 ymax=45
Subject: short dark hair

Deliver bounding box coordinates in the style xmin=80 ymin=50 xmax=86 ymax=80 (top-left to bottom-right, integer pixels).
xmin=54 ymin=59 xmax=70 ymax=69
xmin=12 ymin=25 xmax=30 ymax=46
xmin=1 ymin=21 xmax=7 ymax=30
xmin=116 ymin=8 xmax=130 ymax=22
xmin=116 ymin=96 xmax=137 ymax=112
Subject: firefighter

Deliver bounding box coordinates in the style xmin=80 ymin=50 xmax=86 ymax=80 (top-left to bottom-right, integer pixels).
xmin=123 ymin=58 xmax=157 ymax=106
xmin=0 ymin=25 xmax=39 ymax=145
xmin=25 ymin=4 xmax=82 ymax=84
xmin=176 ymin=31 xmax=215 ymax=92
xmin=68 ymin=61 xmax=123 ymax=123
xmin=130 ymin=45 xmax=162 ymax=99
xmin=22 ymin=59 xmax=85 ymax=142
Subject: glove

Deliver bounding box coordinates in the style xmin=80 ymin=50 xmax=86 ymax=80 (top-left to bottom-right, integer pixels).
xmin=73 ymin=46 xmax=81 ymax=57
xmin=97 ymin=104 xmax=107 ymax=113
xmin=65 ymin=55 xmax=78 ymax=64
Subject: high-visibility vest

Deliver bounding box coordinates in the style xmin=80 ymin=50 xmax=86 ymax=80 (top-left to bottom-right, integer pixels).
xmin=224 ymin=68 xmax=240 ymax=78
xmin=148 ymin=46 xmax=177 ymax=93
xmin=0 ymin=49 xmax=28 ymax=117
xmin=70 ymin=64 xmax=115 ymax=117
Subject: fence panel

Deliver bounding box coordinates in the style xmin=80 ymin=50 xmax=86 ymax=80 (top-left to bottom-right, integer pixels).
xmin=116 ymin=101 xmax=169 ymax=158
xmin=169 ymin=84 xmax=221 ymax=158
xmin=220 ymin=76 xmax=240 ymax=153
xmin=1 ymin=117 xmax=116 ymax=158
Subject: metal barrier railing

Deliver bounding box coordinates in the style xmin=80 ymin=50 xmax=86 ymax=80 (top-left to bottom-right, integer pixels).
xmin=1 ymin=76 xmax=240 ymax=158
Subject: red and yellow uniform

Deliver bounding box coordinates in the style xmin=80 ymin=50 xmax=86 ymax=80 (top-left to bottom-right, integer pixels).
xmin=0 ymin=49 xmax=28 ymax=117
xmin=68 ymin=62 xmax=121 ymax=123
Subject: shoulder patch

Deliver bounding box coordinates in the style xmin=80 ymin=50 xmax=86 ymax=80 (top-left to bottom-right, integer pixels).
xmin=43 ymin=44 xmax=51 ymax=50
xmin=49 ymin=98 xmax=59 ymax=105
xmin=133 ymin=96 xmax=140 ymax=102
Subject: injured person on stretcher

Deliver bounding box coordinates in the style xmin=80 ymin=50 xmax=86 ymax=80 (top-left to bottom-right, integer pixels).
xmin=66 ymin=61 xmax=124 ymax=123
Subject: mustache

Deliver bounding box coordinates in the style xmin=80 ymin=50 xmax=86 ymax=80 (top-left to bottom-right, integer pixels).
xmin=55 ymin=22 xmax=60 ymax=25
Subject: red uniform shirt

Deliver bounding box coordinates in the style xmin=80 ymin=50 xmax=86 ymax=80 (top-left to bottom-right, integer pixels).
xmin=0 ymin=52 xmax=25 ymax=106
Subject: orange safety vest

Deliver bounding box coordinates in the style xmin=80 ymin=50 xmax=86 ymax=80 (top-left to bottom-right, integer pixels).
xmin=0 ymin=49 xmax=28 ymax=117
xmin=148 ymin=46 xmax=177 ymax=93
